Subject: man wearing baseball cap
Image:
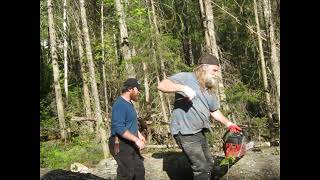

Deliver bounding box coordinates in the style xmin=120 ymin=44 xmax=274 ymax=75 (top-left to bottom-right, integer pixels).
xmin=109 ymin=78 xmax=146 ymax=180
xmin=158 ymin=53 xmax=241 ymax=179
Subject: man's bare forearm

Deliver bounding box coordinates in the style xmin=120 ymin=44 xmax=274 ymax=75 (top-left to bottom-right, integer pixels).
xmin=120 ymin=130 xmax=139 ymax=142
xmin=211 ymin=110 xmax=232 ymax=127
xmin=157 ymin=79 xmax=185 ymax=93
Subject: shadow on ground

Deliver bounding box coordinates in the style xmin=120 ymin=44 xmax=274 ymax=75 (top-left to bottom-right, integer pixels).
xmin=40 ymin=169 xmax=110 ymax=180
xmin=152 ymin=152 xmax=241 ymax=180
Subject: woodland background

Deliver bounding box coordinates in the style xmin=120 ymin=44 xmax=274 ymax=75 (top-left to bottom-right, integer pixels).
xmin=40 ymin=0 xmax=280 ymax=169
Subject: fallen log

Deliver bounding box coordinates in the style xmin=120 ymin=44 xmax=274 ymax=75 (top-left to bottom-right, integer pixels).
xmin=145 ymin=144 xmax=179 ymax=148
xmin=71 ymin=117 xmax=96 ymax=122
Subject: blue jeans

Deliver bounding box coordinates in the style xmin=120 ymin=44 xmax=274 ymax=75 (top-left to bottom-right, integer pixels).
xmin=174 ymin=131 xmax=214 ymax=180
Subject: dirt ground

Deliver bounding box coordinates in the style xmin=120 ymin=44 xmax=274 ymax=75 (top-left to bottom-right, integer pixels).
xmin=41 ymin=146 xmax=280 ymax=180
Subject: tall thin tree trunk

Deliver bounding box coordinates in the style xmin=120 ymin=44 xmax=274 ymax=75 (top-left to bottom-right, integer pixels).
xmin=254 ymin=0 xmax=275 ymax=140
xmin=112 ymin=25 xmax=119 ymax=75
xmin=63 ymin=0 xmax=69 ymax=103
xmin=262 ymin=0 xmax=280 ymax=122
xmin=188 ymin=38 xmax=194 ymax=66
xmin=201 ymin=0 xmax=230 ymax=112
xmin=142 ymin=62 xmax=150 ymax=109
xmin=198 ymin=0 xmax=211 ymax=50
xmin=47 ymin=0 xmax=68 ymax=140
xmin=101 ymin=0 xmax=109 ymax=121
xmin=146 ymin=0 xmax=169 ymax=132
xmin=79 ymin=0 xmax=109 ymax=158
xmin=75 ymin=17 xmax=94 ymax=132
xmin=114 ymin=0 xmax=135 ymax=78
xmin=186 ymin=1 xmax=194 ymax=66
xmin=149 ymin=0 xmax=172 ymax=116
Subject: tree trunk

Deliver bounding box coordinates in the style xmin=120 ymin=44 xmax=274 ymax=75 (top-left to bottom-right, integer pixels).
xmin=63 ymin=0 xmax=69 ymax=103
xmin=262 ymin=0 xmax=280 ymax=122
xmin=201 ymin=0 xmax=230 ymax=112
xmin=79 ymin=0 xmax=109 ymax=158
xmin=114 ymin=0 xmax=135 ymax=78
xmin=47 ymin=0 xmax=68 ymax=141
xmin=188 ymin=38 xmax=194 ymax=66
xmin=198 ymin=0 xmax=211 ymax=51
xmin=149 ymin=0 xmax=172 ymax=116
xmin=146 ymin=0 xmax=169 ymax=133
xmin=101 ymin=0 xmax=109 ymax=121
xmin=75 ymin=16 xmax=94 ymax=133
xmin=112 ymin=24 xmax=119 ymax=76
xmin=253 ymin=0 xmax=276 ymax=142
xmin=142 ymin=62 xmax=151 ymax=111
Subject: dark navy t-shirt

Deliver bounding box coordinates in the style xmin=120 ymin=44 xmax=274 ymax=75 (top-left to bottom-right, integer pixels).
xmin=111 ymin=96 xmax=138 ymax=136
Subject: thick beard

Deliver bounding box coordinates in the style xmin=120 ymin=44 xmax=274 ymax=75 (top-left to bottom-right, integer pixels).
xmin=205 ymin=76 xmax=218 ymax=90
xmin=130 ymin=91 xmax=139 ymax=101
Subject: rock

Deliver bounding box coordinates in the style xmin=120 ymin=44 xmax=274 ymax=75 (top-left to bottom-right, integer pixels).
xmin=70 ymin=162 xmax=92 ymax=174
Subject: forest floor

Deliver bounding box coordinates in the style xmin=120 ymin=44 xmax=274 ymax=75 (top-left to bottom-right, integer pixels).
xmin=40 ymin=146 xmax=280 ymax=180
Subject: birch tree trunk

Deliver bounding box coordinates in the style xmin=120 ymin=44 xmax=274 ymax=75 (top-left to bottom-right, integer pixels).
xmin=147 ymin=0 xmax=169 ymax=125
xmin=198 ymin=0 xmax=211 ymax=51
xmin=185 ymin=1 xmax=194 ymax=66
xmin=142 ymin=62 xmax=150 ymax=109
xmin=114 ymin=0 xmax=135 ymax=78
xmin=75 ymin=18 xmax=94 ymax=132
xmin=201 ymin=0 xmax=230 ymax=113
xmin=63 ymin=0 xmax=69 ymax=103
xmin=253 ymin=0 xmax=275 ymax=139
xmin=262 ymin=0 xmax=280 ymax=122
xmin=47 ymin=0 xmax=68 ymax=140
xmin=79 ymin=0 xmax=109 ymax=158
xmin=101 ymin=0 xmax=109 ymax=120
xmin=112 ymin=25 xmax=119 ymax=75
xmin=188 ymin=38 xmax=194 ymax=66
xmin=149 ymin=0 xmax=172 ymax=115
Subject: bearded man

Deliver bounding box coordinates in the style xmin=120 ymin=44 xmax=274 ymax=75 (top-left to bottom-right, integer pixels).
xmin=158 ymin=53 xmax=241 ymax=180
xmin=109 ymin=78 xmax=146 ymax=180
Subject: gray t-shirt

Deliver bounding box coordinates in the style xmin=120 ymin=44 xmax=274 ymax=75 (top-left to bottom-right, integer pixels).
xmin=168 ymin=72 xmax=220 ymax=135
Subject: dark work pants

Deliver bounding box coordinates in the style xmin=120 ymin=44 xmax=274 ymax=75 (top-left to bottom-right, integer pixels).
xmin=174 ymin=131 xmax=214 ymax=180
xmin=109 ymin=136 xmax=145 ymax=180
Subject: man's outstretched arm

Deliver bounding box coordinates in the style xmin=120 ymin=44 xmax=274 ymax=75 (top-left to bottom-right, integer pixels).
xmin=211 ymin=110 xmax=242 ymax=133
xmin=158 ymin=79 xmax=196 ymax=99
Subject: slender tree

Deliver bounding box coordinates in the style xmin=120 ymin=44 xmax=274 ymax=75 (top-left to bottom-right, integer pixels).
xmin=63 ymin=0 xmax=69 ymax=103
xmin=254 ymin=0 xmax=275 ymax=140
xmin=262 ymin=0 xmax=280 ymax=122
xmin=200 ymin=0 xmax=230 ymax=112
xmin=74 ymin=13 xmax=94 ymax=132
xmin=114 ymin=0 xmax=136 ymax=78
xmin=47 ymin=0 xmax=68 ymax=140
xmin=101 ymin=0 xmax=109 ymax=120
xmin=79 ymin=0 xmax=109 ymax=158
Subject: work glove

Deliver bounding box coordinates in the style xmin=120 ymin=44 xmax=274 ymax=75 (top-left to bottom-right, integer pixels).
xmin=226 ymin=122 xmax=242 ymax=133
xmin=182 ymin=85 xmax=196 ymax=100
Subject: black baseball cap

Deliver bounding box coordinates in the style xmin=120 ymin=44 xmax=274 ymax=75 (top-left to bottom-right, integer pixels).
xmin=123 ymin=78 xmax=142 ymax=91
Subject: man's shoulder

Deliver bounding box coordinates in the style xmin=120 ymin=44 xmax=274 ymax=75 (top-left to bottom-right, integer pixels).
xmin=112 ymin=97 xmax=125 ymax=108
xmin=175 ymin=72 xmax=193 ymax=76
xmin=169 ymin=72 xmax=194 ymax=79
